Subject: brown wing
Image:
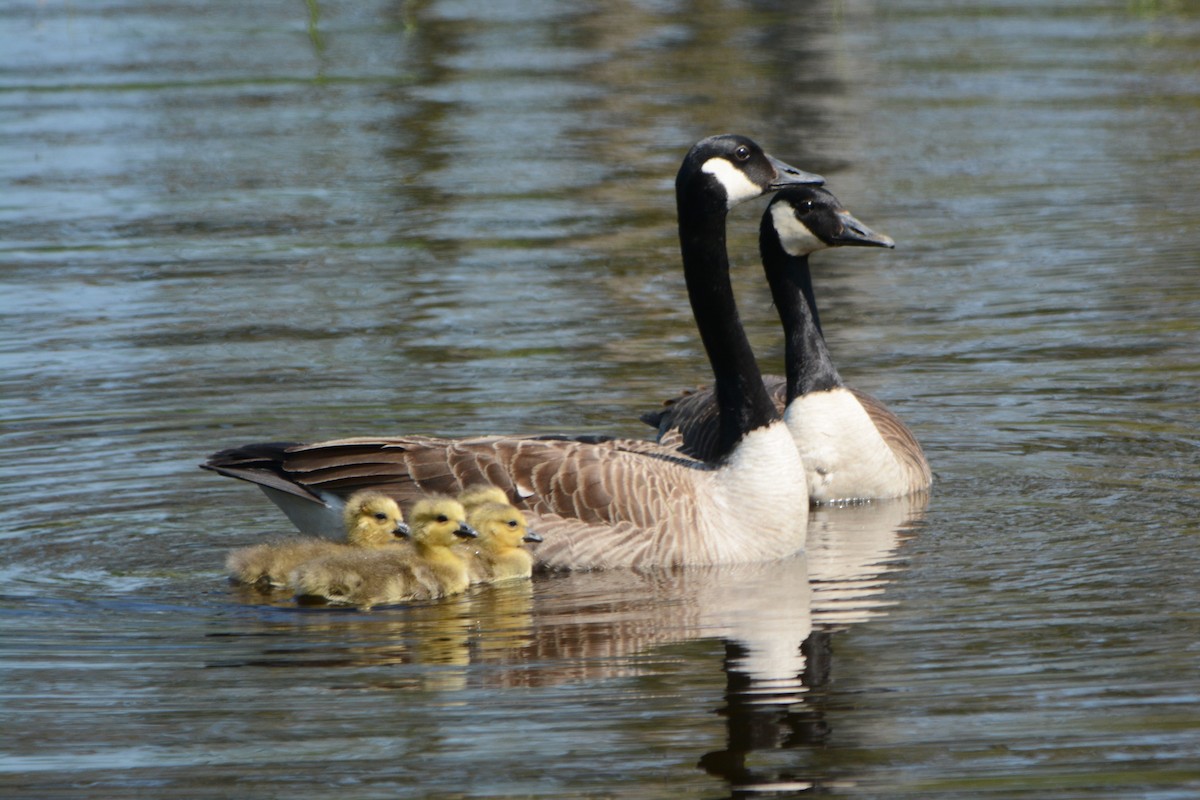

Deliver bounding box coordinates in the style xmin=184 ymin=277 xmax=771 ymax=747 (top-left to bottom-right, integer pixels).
xmin=847 ymin=387 xmax=933 ymax=493
xmin=204 ymin=434 xmax=715 ymax=568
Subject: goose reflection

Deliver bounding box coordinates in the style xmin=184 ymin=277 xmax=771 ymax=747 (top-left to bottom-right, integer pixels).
xmin=697 ymin=493 xmax=928 ymax=796
xmin=216 ymin=495 xmax=924 ymax=795
xmin=808 ymin=493 xmax=928 ymax=629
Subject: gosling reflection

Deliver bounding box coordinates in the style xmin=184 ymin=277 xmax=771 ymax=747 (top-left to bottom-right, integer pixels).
xmin=210 ymin=584 xmax=537 ymax=696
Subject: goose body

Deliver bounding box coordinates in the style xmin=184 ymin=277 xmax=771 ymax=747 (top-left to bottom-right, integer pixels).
xmin=458 ymin=488 xmax=541 ymax=584
xmin=204 ymin=135 xmax=822 ymax=569
xmin=289 ymin=497 xmax=479 ymax=608
xmin=643 ymin=187 xmax=931 ymax=503
xmin=225 ymin=490 xmax=408 ymax=587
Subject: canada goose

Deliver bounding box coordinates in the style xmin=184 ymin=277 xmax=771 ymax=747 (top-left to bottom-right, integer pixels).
xmin=459 ymin=492 xmax=542 ymax=584
xmin=289 ymin=497 xmax=479 ymax=608
xmin=642 ymin=187 xmax=932 ymax=502
xmin=203 ymin=134 xmax=822 ymax=569
xmin=225 ymin=490 xmax=408 ymax=587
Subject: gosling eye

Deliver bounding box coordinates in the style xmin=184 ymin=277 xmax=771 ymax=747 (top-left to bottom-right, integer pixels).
xmin=507 ymin=520 xmax=519 ymax=528
xmin=733 ymin=144 xmax=751 ymax=162
xmin=436 ymin=514 xmax=449 ymax=523
xmin=374 ymin=512 xmax=389 ymax=521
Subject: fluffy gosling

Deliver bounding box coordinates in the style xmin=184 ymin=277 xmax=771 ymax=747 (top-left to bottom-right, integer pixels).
xmin=457 ymin=487 xmax=542 ymax=584
xmin=288 ymin=497 xmax=479 ymax=609
xmin=225 ymin=490 xmax=408 ymax=588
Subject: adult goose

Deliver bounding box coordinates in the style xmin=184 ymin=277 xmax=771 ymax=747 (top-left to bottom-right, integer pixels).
xmin=642 ymin=186 xmax=932 ymax=502
xmin=203 ymin=135 xmax=822 ymax=570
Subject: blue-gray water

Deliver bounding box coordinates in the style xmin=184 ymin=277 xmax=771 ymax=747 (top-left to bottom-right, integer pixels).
xmin=2 ymin=1 xmax=1198 ymax=797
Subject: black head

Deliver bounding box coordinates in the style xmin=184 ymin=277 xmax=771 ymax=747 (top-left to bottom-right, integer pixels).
xmin=677 ymin=135 xmax=825 ymax=212
xmin=765 ymin=186 xmax=895 ymax=256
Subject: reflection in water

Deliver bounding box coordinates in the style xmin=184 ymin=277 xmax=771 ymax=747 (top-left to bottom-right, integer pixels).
xmin=222 ymin=494 xmax=924 ymax=678
xmin=524 ymin=555 xmax=813 ymax=688
xmin=697 ymin=635 xmax=831 ymax=797
xmin=808 ymin=494 xmax=928 ymax=629
xmin=700 ymin=497 xmax=926 ymax=795
xmin=215 ymin=498 xmax=922 ymax=797
xmin=215 ymin=581 xmax=536 ymax=693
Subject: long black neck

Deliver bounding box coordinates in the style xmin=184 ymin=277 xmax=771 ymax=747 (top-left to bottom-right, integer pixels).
xmin=676 ymin=178 xmax=778 ymax=461
xmin=795 ymin=257 xmax=824 ymax=339
xmin=759 ymin=215 xmax=843 ymax=402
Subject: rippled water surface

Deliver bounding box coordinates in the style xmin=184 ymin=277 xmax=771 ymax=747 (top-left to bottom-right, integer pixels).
xmin=2 ymin=1 xmax=1199 ymax=797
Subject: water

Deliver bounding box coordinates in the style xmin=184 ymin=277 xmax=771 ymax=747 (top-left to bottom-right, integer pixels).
xmin=2 ymin=0 xmax=1199 ymax=797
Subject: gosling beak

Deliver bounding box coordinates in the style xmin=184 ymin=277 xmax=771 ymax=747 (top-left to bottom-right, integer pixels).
xmin=768 ymin=153 xmax=824 ymax=190
xmin=830 ymin=209 xmax=895 ymax=249
xmin=393 ymin=522 xmax=410 ymax=539
xmin=454 ymin=522 xmax=479 ymax=540
xmin=523 ymin=530 xmax=543 ymax=544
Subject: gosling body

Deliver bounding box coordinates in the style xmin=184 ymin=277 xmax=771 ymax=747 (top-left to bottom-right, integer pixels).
xmin=225 ymin=490 xmax=407 ymax=587
xmin=458 ymin=488 xmax=542 ymax=584
xmin=289 ymin=497 xmax=479 ymax=609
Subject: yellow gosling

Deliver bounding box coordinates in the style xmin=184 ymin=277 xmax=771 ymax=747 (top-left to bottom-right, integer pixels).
xmin=289 ymin=497 xmax=479 ymax=609
xmin=225 ymin=491 xmax=407 ymax=588
xmin=457 ymin=485 xmax=511 ymax=512
xmin=459 ymin=498 xmax=542 ymax=584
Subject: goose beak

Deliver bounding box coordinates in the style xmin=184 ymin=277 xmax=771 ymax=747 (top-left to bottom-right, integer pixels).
xmin=831 ymin=210 xmax=895 ymax=249
xmin=454 ymin=522 xmax=479 ymax=540
xmin=768 ymin=154 xmax=824 ymax=189
xmin=523 ymin=530 xmax=543 ymax=544
xmin=393 ymin=522 xmax=410 ymax=539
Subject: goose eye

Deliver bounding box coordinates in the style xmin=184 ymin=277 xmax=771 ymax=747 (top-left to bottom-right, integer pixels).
xmin=507 ymin=520 xmax=518 ymax=528
xmin=733 ymin=145 xmax=751 ymax=162
xmin=436 ymin=514 xmax=449 ymax=523
xmin=795 ymin=200 xmax=814 ymax=214
xmin=374 ymin=512 xmax=389 ymax=521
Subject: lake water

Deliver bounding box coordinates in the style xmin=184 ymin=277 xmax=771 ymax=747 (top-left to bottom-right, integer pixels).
xmin=2 ymin=1 xmax=1198 ymax=797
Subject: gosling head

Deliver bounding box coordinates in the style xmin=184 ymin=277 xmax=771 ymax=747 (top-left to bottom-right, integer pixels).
xmin=408 ymin=497 xmax=479 ymax=549
xmin=342 ymin=490 xmax=409 ymax=546
xmin=764 ymin=186 xmax=895 ymax=258
xmin=466 ymin=501 xmax=542 ymax=553
xmin=678 ymin=134 xmax=825 ymax=212
xmin=457 ymin=485 xmax=511 ymax=512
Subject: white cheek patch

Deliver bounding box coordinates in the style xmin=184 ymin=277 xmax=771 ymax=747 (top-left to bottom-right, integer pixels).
xmin=702 ymin=157 xmax=763 ymax=208
xmin=770 ymin=203 xmax=828 ymax=256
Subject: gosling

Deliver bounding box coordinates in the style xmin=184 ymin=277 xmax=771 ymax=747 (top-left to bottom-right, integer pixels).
xmin=457 ymin=487 xmax=542 ymax=584
xmin=225 ymin=490 xmax=408 ymax=588
xmin=288 ymin=497 xmax=479 ymax=609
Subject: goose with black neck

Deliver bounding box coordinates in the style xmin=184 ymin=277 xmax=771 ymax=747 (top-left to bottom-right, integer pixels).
xmin=204 ymin=135 xmax=822 ymax=569
xmin=644 ymin=185 xmax=931 ymax=502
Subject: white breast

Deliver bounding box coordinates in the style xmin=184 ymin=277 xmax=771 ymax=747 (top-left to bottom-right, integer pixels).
xmin=702 ymin=423 xmax=809 ymax=562
xmin=784 ymin=388 xmax=908 ymax=503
